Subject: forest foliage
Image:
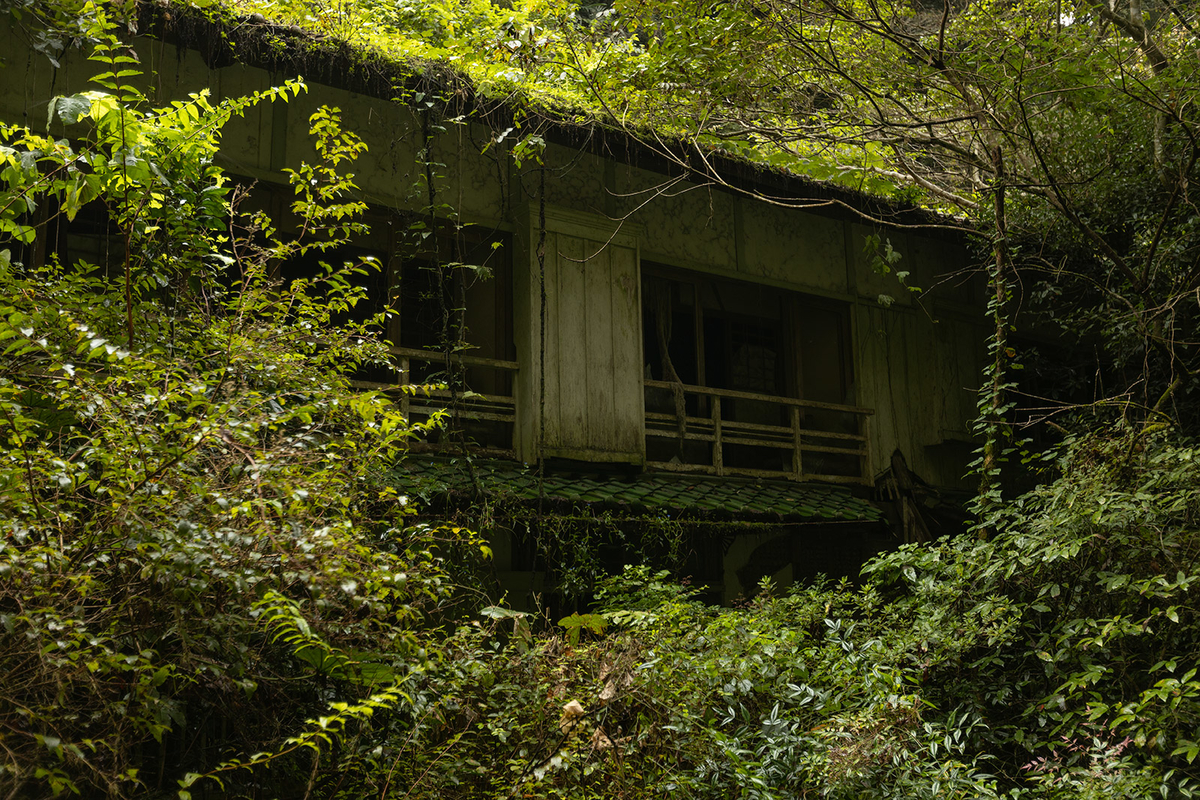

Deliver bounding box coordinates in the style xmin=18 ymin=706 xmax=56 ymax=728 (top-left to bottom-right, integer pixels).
xmin=1 ymin=0 xmax=1200 ymax=797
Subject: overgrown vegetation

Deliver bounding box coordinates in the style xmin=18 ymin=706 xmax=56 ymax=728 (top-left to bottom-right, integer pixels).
xmin=404 ymin=433 xmax=1200 ymax=798
xmin=4 ymin=0 xmax=1200 ymax=797
xmin=0 ymin=5 xmax=488 ymax=794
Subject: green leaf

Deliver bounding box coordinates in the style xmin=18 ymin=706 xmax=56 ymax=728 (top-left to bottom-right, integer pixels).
xmin=48 ymin=94 xmax=93 ymax=127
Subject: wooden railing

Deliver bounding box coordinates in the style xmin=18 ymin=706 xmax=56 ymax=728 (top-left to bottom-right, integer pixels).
xmin=352 ymin=346 xmax=519 ymax=458
xmin=643 ymin=379 xmax=873 ymax=484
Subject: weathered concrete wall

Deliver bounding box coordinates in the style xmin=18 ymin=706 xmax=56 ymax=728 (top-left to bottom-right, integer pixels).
xmin=856 ymin=305 xmax=982 ymax=489
xmin=0 ymin=21 xmax=988 ymax=488
xmin=739 ymin=199 xmax=849 ymax=294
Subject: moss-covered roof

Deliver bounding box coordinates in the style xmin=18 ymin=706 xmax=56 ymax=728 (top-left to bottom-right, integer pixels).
xmin=136 ymin=3 xmax=961 ymax=233
xmin=393 ymin=457 xmax=882 ymax=523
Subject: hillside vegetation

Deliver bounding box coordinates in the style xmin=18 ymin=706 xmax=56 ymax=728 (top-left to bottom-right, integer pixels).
xmin=1 ymin=0 xmax=1199 ymax=797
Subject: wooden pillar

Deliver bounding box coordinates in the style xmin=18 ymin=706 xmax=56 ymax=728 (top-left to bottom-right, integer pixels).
xmin=399 ymin=356 xmax=410 ymax=419
xmin=790 ymin=405 xmax=803 ymax=480
xmin=712 ymin=395 xmax=724 ymax=476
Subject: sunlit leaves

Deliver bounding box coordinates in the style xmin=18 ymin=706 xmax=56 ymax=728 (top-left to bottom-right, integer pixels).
xmin=0 ymin=8 xmax=475 ymax=799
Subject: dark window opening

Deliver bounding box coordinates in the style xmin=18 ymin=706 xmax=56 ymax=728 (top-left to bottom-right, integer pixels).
xmin=642 ymin=266 xmax=857 ymax=478
xmin=273 ymin=202 xmax=516 ymax=455
xmin=388 ymin=222 xmax=515 ymax=454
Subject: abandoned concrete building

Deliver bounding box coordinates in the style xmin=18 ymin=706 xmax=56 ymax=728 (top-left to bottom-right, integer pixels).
xmin=1 ymin=10 xmax=988 ymax=604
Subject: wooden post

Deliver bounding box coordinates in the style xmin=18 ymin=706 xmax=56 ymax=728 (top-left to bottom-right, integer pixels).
xmin=790 ymin=405 xmax=802 ymax=480
xmin=858 ymin=415 xmax=870 ymax=486
xmin=712 ymin=395 xmax=724 ymax=476
xmin=399 ymin=356 xmax=410 ymax=419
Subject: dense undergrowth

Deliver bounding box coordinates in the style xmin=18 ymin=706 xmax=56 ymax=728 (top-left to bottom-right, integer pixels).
xmin=393 ymin=431 xmax=1200 ymax=799
xmin=0 ymin=6 xmax=487 ymax=794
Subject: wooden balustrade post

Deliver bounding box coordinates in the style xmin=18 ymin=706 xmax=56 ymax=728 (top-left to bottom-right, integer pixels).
xmin=399 ymin=357 xmax=410 ymax=419
xmin=712 ymin=395 xmax=724 ymax=476
xmin=790 ymin=405 xmax=802 ymax=480
xmin=858 ymin=415 xmax=870 ymax=486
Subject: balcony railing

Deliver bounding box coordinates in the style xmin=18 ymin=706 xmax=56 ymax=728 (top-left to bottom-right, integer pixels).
xmin=643 ymin=379 xmax=873 ymax=484
xmin=354 ymin=352 xmax=870 ymax=482
xmin=352 ymin=346 xmax=519 ymax=458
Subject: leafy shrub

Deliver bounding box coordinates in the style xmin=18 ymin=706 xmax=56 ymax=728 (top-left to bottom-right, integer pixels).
xmin=391 ymin=431 xmax=1200 ymax=799
xmin=0 ymin=6 xmax=487 ymax=796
